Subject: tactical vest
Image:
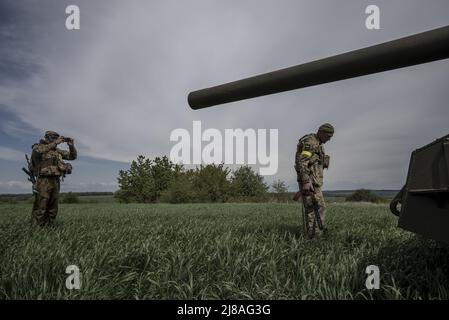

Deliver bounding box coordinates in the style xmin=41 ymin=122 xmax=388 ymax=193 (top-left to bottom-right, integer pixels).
xmin=295 ymin=134 xmax=329 ymax=187
xmin=32 ymin=145 xmax=69 ymax=177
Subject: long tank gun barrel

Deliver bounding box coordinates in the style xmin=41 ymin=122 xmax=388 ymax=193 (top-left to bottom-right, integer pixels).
xmin=188 ymin=25 xmax=449 ymax=110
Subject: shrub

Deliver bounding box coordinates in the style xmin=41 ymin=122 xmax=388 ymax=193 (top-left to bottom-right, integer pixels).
xmin=115 ymin=155 xmax=274 ymax=203
xmin=61 ymin=192 xmax=79 ymax=204
xmin=191 ymin=164 xmax=231 ymax=202
xmin=231 ymin=165 xmax=268 ymax=200
xmin=115 ymin=155 xmax=183 ymax=203
xmin=160 ymin=172 xmax=196 ymax=204
xmin=345 ymin=189 xmax=385 ymax=203
xmin=271 ymin=180 xmax=290 ymax=202
xmin=271 ymin=180 xmax=288 ymax=194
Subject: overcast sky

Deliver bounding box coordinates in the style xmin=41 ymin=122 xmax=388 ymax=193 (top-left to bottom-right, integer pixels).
xmin=0 ymin=0 xmax=448 ymax=193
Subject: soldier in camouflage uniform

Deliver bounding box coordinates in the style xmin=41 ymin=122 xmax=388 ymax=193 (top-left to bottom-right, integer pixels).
xmin=295 ymin=123 xmax=334 ymax=239
xmin=30 ymin=131 xmax=77 ymax=226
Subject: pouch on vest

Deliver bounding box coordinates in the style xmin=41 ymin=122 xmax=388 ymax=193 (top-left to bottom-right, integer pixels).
xmin=39 ymin=165 xmax=61 ymax=177
xmin=323 ymin=155 xmax=330 ymax=169
xmin=58 ymin=162 xmax=72 ymax=175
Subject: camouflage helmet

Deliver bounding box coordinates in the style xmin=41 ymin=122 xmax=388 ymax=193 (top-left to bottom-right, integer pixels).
xmin=44 ymin=130 xmax=60 ymax=139
xmin=318 ymin=123 xmax=335 ymax=135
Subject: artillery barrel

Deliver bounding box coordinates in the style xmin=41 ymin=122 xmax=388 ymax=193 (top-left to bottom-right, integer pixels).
xmin=188 ymin=25 xmax=449 ymax=110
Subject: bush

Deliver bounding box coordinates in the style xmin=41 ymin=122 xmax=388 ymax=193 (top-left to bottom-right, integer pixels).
xmin=345 ymin=189 xmax=385 ymax=203
xmin=271 ymin=179 xmax=290 ymax=202
xmin=115 ymin=155 xmax=183 ymax=203
xmin=271 ymin=180 xmax=288 ymax=193
xmin=191 ymin=164 xmax=231 ymax=202
xmin=160 ymin=172 xmax=196 ymax=204
xmin=115 ymin=155 xmax=274 ymax=203
xmin=230 ymin=165 xmax=268 ymax=201
xmin=61 ymin=192 xmax=79 ymax=204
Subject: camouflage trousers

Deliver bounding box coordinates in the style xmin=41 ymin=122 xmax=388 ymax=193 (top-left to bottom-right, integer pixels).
xmin=32 ymin=176 xmax=60 ymax=226
xmin=300 ymin=186 xmax=326 ymax=239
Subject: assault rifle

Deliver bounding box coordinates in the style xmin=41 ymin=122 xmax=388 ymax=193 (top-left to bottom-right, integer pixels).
xmin=293 ymin=189 xmax=323 ymax=235
xmin=22 ymin=154 xmax=37 ymax=194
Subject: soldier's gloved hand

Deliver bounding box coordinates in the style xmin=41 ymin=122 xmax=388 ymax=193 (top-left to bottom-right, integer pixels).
xmin=66 ymin=138 xmax=75 ymax=146
xmin=302 ymin=182 xmax=313 ymax=194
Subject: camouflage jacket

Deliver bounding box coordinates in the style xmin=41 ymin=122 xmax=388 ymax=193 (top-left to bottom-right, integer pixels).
xmin=31 ymin=141 xmax=77 ymax=177
xmin=295 ymin=133 xmax=328 ymax=187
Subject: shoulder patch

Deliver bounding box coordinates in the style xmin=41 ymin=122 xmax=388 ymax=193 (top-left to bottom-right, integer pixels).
xmin=301 ymin=150 xmax=313 ymax=158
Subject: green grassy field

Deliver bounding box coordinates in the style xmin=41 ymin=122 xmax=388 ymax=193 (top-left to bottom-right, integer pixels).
xmin=0 ymin=202 xmax=448 ymax=300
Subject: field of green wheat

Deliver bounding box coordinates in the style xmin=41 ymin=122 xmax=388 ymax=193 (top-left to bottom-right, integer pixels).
xmin=0 ymin=202 xmax=448 ymax=299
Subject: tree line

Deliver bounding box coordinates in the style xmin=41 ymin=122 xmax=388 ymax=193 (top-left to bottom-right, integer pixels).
xmin=114 ymin=155 xmax=289 ymax=203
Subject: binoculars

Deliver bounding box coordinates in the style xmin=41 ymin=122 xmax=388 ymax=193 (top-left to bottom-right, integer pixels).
xmin=61 ymin=136 xmax=73 ymax=143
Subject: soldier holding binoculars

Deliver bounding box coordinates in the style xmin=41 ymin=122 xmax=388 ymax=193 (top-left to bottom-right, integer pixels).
xmin=28 ymin=131 xmax=77 ymax=226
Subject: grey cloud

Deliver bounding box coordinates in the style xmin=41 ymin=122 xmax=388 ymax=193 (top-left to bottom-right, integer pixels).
xmin=0 ymin=180 xmax=31 ymax=191
xmin=0 ymin=146 xmax=25 ymax=161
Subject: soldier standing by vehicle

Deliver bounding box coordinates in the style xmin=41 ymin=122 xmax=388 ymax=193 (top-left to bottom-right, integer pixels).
xmin=295 ymin=123 xmax=334 ymax=239
xmin=28 ymin=131 xmax=77 ymax=226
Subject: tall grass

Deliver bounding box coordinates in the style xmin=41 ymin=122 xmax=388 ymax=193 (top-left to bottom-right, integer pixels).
xmin=0 ymin=202 xmax=447 ymax=299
